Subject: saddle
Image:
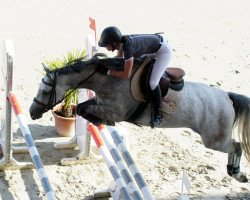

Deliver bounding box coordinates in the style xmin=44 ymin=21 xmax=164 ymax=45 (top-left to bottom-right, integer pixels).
xmin=131 ymin=57 xmax=185 ymax=103
xmin=127 ymin=58 xmax=185 ymax=122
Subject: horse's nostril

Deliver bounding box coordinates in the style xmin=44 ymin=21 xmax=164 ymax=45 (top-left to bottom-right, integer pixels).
xmin=30 ymin=112 xmax=35 ymax=119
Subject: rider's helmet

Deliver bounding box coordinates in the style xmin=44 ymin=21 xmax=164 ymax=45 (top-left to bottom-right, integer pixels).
xmin=98 ymin=26 xmax=123 ymax=47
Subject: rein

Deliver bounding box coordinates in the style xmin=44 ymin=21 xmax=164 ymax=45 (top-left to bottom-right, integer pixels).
xmin=33 ymin=67 xmax=98 ymax=112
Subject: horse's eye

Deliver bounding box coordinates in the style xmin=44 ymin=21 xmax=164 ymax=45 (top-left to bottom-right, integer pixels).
xmin=42 ymin=90 xmax=50 ymax=95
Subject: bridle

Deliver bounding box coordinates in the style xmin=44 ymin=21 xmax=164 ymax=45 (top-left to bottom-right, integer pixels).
xmin=33 ymin=67 xmax=98 ymax=112
xmin=33 ymin=75 xmax=57 ymax=112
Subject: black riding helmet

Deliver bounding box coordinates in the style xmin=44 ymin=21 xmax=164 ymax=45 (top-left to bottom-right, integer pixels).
xmin=98 ymin=26 xmax=123 ymax=47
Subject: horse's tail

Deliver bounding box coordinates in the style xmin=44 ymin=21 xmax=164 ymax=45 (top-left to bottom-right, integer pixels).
xmin=228 ymin=92 xmax=250 ymax=162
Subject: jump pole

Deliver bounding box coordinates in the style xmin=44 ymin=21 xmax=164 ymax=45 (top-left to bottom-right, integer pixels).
xmin=0 ymin=39 xmax=32 ymax=170
xmin=97 ymin=124 xmax=143 ymax=200
xmin=88 ymin=123 xmax=132 ymax=200
xmin=8 ymin=92 xmax=56 ymax=200
xmin=108 ymin=126 xmax=155 ymax=200
xmin=88 ymin=123 xmax=155 ymax=199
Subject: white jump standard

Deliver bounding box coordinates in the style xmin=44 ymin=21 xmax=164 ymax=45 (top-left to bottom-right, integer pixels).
xmin=0 ymin=39 xmax=32 ymax=170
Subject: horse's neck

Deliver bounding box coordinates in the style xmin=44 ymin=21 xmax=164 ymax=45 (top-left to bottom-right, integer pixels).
xmin=56 ymin=72 xmax=80 ymax=90
xmin=55 ymin=60 xmax=141 ymax=95
xmin=56 ymin=69 xmax=105 ymax=91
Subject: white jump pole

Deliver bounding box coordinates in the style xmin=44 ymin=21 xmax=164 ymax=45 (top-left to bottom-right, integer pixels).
xmin=0 ymin=39 xmax=32 ymax=170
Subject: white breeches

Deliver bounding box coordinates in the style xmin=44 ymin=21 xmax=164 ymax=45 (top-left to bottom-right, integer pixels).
xmin=149 ymin=38 xmax=172 ymax=90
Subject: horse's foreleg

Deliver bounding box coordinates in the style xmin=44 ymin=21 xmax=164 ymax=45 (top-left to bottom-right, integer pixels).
xmin=76 ymin=100 xmax=121 ymax=124
xmin=76 ymin=98 xmax=103 ymax=125
xmin=84 ymin=104 xmax=122 ymax=122
xmin=227 ymin=140 xmax=248 ymax=182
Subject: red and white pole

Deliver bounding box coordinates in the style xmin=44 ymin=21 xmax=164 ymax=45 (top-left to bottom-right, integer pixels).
xmin=8 ymin=92 xmax=56 ymax=200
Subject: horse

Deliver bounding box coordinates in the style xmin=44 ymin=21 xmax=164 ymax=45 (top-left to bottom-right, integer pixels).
xmin=29 ymin=53 xmax=250 ymax=183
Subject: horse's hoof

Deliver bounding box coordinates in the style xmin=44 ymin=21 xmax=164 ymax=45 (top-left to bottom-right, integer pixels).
xmin=232 ymin=172 xmax=248 ymax=183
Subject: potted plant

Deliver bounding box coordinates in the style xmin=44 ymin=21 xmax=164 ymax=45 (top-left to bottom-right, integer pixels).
xmin=44 ymin=49 xmax=86 ymax=136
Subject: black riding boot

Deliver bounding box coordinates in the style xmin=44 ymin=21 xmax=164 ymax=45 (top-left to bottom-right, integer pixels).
xmin=150 ymin=85 xmax=162 ymax=128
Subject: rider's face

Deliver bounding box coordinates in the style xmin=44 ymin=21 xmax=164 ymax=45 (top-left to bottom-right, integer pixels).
xmin=105 ymin=45 xmax=113 ymax=51
xmin=105 ymin=43 xmax=119 ymax=52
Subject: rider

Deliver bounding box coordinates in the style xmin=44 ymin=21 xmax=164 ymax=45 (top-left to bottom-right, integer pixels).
xmin=98 ymin=26 xmax=173 ymax=128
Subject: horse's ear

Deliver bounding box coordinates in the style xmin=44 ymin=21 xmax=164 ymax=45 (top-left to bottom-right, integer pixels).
xmin=81 ymin=55 xmax=88 ymax=60
xmin=42 ymin=63 xmax=53 ymax=79
xmin=42 ymin=63 xmax=51 ymax=73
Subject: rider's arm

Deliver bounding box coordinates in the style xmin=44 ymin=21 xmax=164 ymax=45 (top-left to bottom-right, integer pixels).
xmin=109 ymin=57 xmax=133 ymax=79
xmin=116 ymin=49 xmax=123 ymax=57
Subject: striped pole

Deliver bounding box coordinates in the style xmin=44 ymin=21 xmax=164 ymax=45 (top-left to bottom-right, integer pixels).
xmin=87 ymin=123 xmax=132 ymax=200
xmin=98 ymin=124 xmax=143 ymax=200
xmin=108 ymin=126 xmax=155 ymax=200
xmin=8 ymin=92 xmax=56 ymax=200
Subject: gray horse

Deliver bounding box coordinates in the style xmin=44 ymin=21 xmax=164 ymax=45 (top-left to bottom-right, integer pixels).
xmin=29 ymin=54 xmax=250 ymax=183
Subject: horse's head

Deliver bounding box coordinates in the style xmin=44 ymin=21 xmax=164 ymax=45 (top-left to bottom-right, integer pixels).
xmin=29 ymin=65 xmax=67 ymax=120
xmin=29 ymin=53 xmax=128 ymax=120
xmin=29 ymin=53 xmax=109 ymax=120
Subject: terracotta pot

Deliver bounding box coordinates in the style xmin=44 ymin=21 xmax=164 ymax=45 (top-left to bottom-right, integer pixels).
xmin=51 ymin=104 xmax=75 ymax=137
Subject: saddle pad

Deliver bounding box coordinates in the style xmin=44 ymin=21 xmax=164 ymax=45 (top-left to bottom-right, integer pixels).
xmin=160 ymin=89 xmax=182 ymax=114
xmin=131 ymin=57 xmax=151 ymax=102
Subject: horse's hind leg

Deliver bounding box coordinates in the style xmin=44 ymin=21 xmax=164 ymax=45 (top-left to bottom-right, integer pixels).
xmin=202 ymin=134 xmax=248 ymax=182
xmin=227 ymin=140 xmax=248 ymax=182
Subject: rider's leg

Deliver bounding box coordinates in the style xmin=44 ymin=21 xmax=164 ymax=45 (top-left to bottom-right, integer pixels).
xmin=149 ymin=38 xmax=172 ymax=128
xmin=150 ymin=85 xmax=162 ymax=127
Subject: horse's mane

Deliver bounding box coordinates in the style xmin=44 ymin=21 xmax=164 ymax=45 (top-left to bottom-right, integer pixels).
xmin=48 ymin=56 xmax=90 ymax=75
xmin=89 ymin=53 xmax=143 ymax=71
xmin=90 ymin=53 xmax=125 ymax=71
xmin=47 ymin=53 xmax=144 ymax=75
